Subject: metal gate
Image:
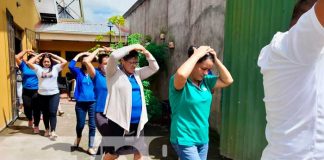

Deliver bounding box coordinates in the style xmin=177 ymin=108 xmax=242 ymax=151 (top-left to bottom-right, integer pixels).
xmin=6 ymin=10 xmax=19 ymax=121
xmin=220 ymin=0 xmax=298 ymax=159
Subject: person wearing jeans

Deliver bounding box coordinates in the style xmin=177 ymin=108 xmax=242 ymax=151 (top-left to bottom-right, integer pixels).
xmin=169 ymin=46 xmax=233 ymax=160
xmin=27 ymin=52 xmax=67 ymax=140
xmin=84 ymin=47 xmax=112 ymax=157
xmin=69 ymin=52 xmax=96 ymax=155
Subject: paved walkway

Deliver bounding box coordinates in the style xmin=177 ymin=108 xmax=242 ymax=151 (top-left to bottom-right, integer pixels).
xmin=0 ymin=94 xmax=228 ymax=160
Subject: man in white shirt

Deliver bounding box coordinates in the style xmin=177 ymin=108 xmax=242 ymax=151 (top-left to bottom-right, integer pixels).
xmin=258 ymin=0 xmax=324 ymax=159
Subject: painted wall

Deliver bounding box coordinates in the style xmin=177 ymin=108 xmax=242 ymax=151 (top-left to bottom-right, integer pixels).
xmin=38 ymin=40 xmax=106 ymax=76
xmin=125 ymin=0 xmax=226 ymax=131
xmin=0 ymin=0 xmax=40 ymax=130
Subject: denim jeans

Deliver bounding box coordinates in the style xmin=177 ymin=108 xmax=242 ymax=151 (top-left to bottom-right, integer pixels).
xmin=75 ymin=101 xmax=96 ymax=148
xmin=172 ymin=143 xmax=209 ymax=160
xmin=38 ymin=93 xmax=60 ymax=131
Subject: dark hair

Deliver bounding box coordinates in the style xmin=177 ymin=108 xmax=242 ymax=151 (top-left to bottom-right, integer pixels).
xmin=187 ymin=45 xmax=196 ymax=57
xmin=98 ymin=54 xmax=109 ymax=64
xmin=187 ymin=45 xmax=215 ymax=63
xmin=27 ymin=54 xmax=34 ymax=61
xmin=78 ymin=55 xmax=88 ymax=62
xmin=39 ymin=53 xmax=54 ymax=72
xmin=122 ymin=50 xmax=139 ymax=61
xmin=77 ymin=55 xmax=88 ymax=72
xmin=290 ymin=0 xmax=317 ymax=27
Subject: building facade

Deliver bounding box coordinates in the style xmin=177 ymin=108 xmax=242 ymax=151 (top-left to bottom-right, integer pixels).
xmin=0 ymin=0 xmax=40 ymax=130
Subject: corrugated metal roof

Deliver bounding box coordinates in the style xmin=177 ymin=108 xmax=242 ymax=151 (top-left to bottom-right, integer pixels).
xmin=36 ymin=22 xmax=125 ymax=35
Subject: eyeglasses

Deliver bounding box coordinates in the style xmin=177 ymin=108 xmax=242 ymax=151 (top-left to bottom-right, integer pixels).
xmin=127 ymin=60 xmax=139 ymax=66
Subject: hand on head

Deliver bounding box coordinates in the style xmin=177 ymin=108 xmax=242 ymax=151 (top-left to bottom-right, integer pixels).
xmin=193 ymin=46 xmax=211 ymax=57
xmin=132 ymin=44 xmax=149 ymax=56
xmin=102 ymin=46 xmax=114 ymax=53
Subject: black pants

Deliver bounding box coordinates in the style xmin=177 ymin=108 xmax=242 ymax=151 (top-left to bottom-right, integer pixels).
xmin=38 ymin=93 xmax=60 ymax=131
xmin=103 ymin=119 xmax=144 ymax=155
xmin=95 ymin=112 xmax=109 ymax=136
xmin=95 ymin=113 xmax=109 ymax=156
xmin=22 ymin=89 xmax=40 ymax=126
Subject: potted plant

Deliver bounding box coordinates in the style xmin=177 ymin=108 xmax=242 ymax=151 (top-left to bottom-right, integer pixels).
xmin=160 ymin=27 xmax=167 ymax=40
xmin=168 ymin=34 xmax=175 ymax=49
xmin=144 ymin=34 xmax=152 ymax=45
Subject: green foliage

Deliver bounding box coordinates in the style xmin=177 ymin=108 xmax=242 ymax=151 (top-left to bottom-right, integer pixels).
xmin=95 ymin=35 xmax=104 ymax=42
xmin=107 ymin=30 xmax=115 ymax=36
xmin=88 ymin=44 xmax=101 ymax=52
xmin=109 ymin=41 xmax=124 ymax=49
xmin=108 ymin=15 xmax=125 ymax=26
xmin=142 ymin=80 xmax=162 ymax=120
xmin=108 ymin=15 xmax=126 ymax=42
xmin=137 ymin=39 xmax=168 ymax=121
xmin=144 ymin=35 xmax=152 ymax=43
xmin=127 ymin=33 xmax=143 ymax=45
xmin=139 ymin=42 xmax=168 ymax=73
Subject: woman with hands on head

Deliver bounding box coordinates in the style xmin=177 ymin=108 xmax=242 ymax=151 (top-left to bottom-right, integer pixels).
xmin=103 ymin=44 xmax=159 ymax=160
xmin=169 ymin=46 xmax=233 ymax=160
xmin=15 ymin=50 xmax=40 ymax=132
xmin=27 ymin=52 xmax=67 ymax=140
xmin=84 ymin=47 xmax=113 ymax=157
xmin=69 ymin=51 xmax=97 ymax=155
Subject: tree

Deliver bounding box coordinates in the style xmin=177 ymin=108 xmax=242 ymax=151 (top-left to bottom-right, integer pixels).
xmin=108 ymin=15 xmax=125 ymax=42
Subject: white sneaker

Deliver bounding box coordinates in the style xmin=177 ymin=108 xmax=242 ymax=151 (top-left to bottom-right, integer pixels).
xmin=50 ymin=131 xmax=58 ymax=140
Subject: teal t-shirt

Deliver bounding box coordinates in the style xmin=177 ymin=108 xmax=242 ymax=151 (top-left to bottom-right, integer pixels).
xmin=169 ymin=74 xmax=217 ymax=146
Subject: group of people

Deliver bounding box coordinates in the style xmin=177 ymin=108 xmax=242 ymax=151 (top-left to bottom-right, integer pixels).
xmin=12 ymin=0 xmax=324 ymax=160
xmin=15 ymin=50 xmax=67 ymax=139
xmin=15 ymin=43 xmax=233 ymax=160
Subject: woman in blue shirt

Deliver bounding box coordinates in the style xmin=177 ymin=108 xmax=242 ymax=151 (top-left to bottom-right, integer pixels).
xmin=84 ymin=47 xmax=112 ymax=157
xmin=69 ymin=52 xmax=96 ymax=155
xmin=15 ymin=50 xmax=40 ymax=133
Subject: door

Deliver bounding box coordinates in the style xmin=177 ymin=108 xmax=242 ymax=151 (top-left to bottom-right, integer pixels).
xmin=6 ymin=10 xmax=18 ymax=121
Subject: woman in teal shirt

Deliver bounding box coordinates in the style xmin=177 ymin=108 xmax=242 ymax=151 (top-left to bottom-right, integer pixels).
xmin=169 ymin=46 xmax=233 ymax=160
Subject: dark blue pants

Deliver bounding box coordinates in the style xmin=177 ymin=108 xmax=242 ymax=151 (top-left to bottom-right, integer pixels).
xmin=75 ymin=101 xmax=96 ymax=148
xmin=38 ymin=93 xmax=60 ymax=131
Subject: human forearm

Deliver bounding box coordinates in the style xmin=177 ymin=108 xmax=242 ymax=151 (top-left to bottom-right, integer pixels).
xmin=215 ymin=59 xmax=233 ymax=85
xmin=85 ymin=49 xmax=100 ymax=63
xmin=15 ymin=50 xmax=27 ymax=60
xmin=50 ymin=53 xmax=67 ymax=63
xmin=15 ymin=50 xmax=33 ymax=65
xmin=176 ymin=55 xmax=200 ymax=80
xmin=72 ymin=52 xmax=87 ymax=61
xmin=27 ymin=53 xmax=42 ymax=70
xmin=84 ymin=50 xmax=100 ymax=78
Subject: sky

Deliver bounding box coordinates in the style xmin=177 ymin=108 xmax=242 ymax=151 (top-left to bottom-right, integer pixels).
xmin=83 ymin=0 xmax=137 ymax=24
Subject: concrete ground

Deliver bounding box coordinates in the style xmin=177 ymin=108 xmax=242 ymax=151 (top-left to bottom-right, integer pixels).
xmin=0 ymin=94 xmax=229 ymax=160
